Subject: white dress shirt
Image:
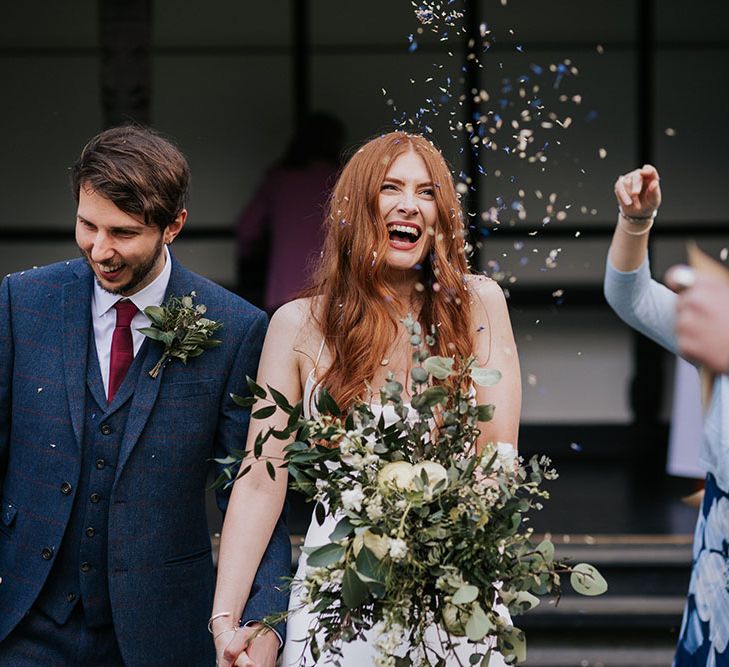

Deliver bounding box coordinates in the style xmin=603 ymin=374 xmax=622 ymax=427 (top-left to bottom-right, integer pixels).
xmin=92 ymin=246 xmax=172 ymax=396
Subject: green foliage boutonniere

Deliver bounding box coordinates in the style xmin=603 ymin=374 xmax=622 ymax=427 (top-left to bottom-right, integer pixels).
xmin=139 ymin=292 xmax=222 ymax=378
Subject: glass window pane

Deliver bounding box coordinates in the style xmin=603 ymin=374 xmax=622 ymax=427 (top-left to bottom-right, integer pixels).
xmin=654 ymin=51 xmax=729 ymax=224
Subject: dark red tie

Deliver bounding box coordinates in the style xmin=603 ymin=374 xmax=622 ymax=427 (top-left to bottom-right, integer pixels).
xmin=108 ymin=300 xmax=138 ymax=403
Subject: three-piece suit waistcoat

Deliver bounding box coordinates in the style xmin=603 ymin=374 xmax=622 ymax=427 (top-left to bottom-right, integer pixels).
xmin=36 ymin=338 xmax=143 ymax=627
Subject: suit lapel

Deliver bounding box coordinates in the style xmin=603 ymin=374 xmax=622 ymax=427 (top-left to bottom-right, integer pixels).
xmin=62 ymin=263 xmax=94 ymax=451
xmin=115 ymin=255 xmax=196 ymax=480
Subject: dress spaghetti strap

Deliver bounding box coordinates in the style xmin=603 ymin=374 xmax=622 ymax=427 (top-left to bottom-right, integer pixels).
xmin=313 ymin=338 xmax=326 ymax=374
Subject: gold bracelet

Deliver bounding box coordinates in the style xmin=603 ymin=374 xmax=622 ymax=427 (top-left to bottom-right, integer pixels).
xmin=208 ymin=611 xmax=232 ymax=634
xmin=619 ymin=218 xmax=654 ymax=236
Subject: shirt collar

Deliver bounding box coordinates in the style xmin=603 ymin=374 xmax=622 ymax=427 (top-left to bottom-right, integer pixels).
xmin=92 ymin=245 xmax=173 ymax=318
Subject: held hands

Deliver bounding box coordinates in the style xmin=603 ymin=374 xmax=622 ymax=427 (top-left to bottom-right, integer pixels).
xmin=215 ymin=623 xmax=279 ymax=667
xmin=665 ymin=266 xmax=729 ymax=374
xmin=614 ymin=164 xmax=662 ymax=218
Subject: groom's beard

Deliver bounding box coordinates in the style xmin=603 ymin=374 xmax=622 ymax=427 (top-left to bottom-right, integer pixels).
xmin=80 ymin=238 xmax=164 ymax=296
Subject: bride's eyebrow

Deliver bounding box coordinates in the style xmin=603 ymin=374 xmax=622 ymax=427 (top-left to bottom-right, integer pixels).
xmin=382 ymin=177 xmax=434 ymax=188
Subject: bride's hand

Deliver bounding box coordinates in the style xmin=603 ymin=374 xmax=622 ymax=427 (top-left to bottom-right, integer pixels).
xmin=614 ymin=164 xmax=662 ymax=218
xmin=214 ymin=626 xmax=242 ymax=667
xmin=216 ymin=625 xmax=279 ymax=667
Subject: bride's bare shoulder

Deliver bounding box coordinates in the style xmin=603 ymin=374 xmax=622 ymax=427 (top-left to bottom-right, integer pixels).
xmin=269 ymin=297 xmax=322 ymax=360
xmin=270 ymin=298 xmax=312 ymax=330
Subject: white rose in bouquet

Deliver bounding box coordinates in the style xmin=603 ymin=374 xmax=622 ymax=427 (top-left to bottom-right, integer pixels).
xmin=411 ymin=460 xmax=448 ymax=492
xmin=377 ymin=461 xmax=414 ymax=490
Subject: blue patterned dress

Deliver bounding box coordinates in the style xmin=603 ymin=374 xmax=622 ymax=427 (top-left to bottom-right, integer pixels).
xmin=674 ymin=474 xmax=729 ymax=666
xmin=604 ymin=259 xmax=729 ymax=667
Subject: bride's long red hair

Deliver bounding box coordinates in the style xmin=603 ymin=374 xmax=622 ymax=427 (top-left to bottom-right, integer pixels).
xmin=305 ymin=131 xmax=473 ymax=410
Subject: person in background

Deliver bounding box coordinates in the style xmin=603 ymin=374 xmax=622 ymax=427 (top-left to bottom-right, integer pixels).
xmin=603 ymin=163 xmax=729 ymax=666
xmin=665 ymin=266 xmax=729 ymax=374
xmin=236 ymin=113 xmax=345 ymax=313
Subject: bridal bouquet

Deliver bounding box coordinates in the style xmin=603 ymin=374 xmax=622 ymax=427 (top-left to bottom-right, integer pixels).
xmin=218 ymin=317 xmax=606 ymax=666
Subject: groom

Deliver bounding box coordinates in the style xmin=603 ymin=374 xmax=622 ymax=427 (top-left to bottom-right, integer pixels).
xmin=0 ymin=125 xmax=289 ymax=665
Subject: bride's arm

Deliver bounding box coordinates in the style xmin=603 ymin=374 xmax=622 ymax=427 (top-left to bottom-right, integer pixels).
xmin=212 ymin=302 xmax=305 ymax=665
xmin=469 ymin=275 xmax=521 ymax=451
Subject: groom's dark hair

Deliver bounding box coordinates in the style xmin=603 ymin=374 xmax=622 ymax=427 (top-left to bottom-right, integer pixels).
xmin=71 ymin=124 xmax=191 ymax=231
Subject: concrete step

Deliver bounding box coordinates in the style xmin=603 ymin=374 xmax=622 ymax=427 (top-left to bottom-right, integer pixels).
xmin=524 ymin=645 xmax=676 ymax=667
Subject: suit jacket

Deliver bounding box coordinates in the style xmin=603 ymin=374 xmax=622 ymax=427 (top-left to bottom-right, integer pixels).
xmin=0 ymin=256 xmax=290 ymax=665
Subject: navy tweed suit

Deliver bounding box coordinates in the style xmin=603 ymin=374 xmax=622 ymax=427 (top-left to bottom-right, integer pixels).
xmin=0 ymin=256 xmax=290 ymax=665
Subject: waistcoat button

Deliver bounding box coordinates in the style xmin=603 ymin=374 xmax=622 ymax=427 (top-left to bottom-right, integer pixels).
xmin=90 ymin=492 xmax=101 ymax=503
xmin=66 ymin=592 xmax=77 ymax=603
xmin=96 ymin=458 xmax=106 ymax=469
xmin=60 ymin=481 xmax=72 ymax=495
xmin=100 ymin=424 xmax=112 ymax=435
xmin=80 ymin=562 xmax=91 ymax=573
xmin=41 ymin=547 xmax=53 ymax=560
xmin=86 ymin=527 xmax=96 ymax=538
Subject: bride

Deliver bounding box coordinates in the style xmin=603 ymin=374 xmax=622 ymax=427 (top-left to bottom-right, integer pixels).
xmin=213 ymin=131 xmax=521 ymax=666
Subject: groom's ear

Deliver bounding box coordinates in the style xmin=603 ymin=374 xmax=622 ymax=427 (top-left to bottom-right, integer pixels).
xmin=164 ymin=209 xmax=187 ymax=245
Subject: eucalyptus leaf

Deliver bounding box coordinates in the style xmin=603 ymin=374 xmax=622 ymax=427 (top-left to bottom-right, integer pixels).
xmin=306 ymin=542 xmax=345 ymax=568
xmin=268 ymin=385 xmax=293 ymax=413
xmin=411 ymin=386 xmax=448 ymax=409
xmin=535 ymin=540 xmax=555 ymax=563
xmin=470 ymin=367 xmax=502 ymax=387
xmin=316 ymin=387 xmax=341 ymax=416
xmin=356 ymin=546 xmax=385 ymax=584
xmin=465 ymin=603 xmax=492 ymax=642
xmin=160 ymin=331 xmax=176 ymax=346
xmin=252 ymin=405 xmax=277 ymax=420
xmin=136 ymin=326 xmax=167 ymax=342
xmin=423 ymin=356 xmax=455 ymax=379
xmin=246 ymin=376 xmax=267 ymax=399
xmin=452 ymin=584 xmax=480 ymax=605
xmin=143 ymin=305 xmax=166 ymax=326
xmin=229 ymin=393 xmax=255 ymax=408
xmin=328 ymin=517 xmax=354 ymax=542
xmin=477 ymin=404 xmax=495 ymax=422
xmin=501 ymin=626 xmax=527 ymax=663
xmin=411 ymin=367 xmax=429 ymax=384
xmin=570 ymin=563 xmax=608 ymax=596
xmin=342 ymin=565 xmax=369 ymax=608
xmin=501 ymin=589 xmax=540 ymax=613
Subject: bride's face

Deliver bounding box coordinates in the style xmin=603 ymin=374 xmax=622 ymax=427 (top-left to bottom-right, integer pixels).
xmin=378 ymin=150 xmax=438 ymax=271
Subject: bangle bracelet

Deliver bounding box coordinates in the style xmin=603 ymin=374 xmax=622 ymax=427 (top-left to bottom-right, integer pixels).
xmin=618 ymin=207 xmax=657 ymax=224
xmin=619 ymin=219 xmax=654 ymax=236
xmin=214 ymin=627 xmax=237 ymax=642
xmin=208 ymin=611 xmax=232 ymax=634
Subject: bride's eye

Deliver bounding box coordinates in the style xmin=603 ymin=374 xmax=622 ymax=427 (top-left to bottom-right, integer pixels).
xmin=381 ymin=183 xmax=398 ymax=192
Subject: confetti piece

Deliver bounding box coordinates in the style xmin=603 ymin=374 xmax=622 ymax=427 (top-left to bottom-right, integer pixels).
xmin=665 ymin=127 xmax=677 ymax=136
xmin=570 ymin=442 xmax=583 ymax=452
xmin=721 ymin=248 xmax=728 ymax=261
xmin=598 ymin=147 xmax=607 ymax=159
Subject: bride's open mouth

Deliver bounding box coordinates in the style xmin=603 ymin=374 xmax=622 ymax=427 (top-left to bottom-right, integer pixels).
xmin=386 ymin=222 xmax=422 ymax=250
